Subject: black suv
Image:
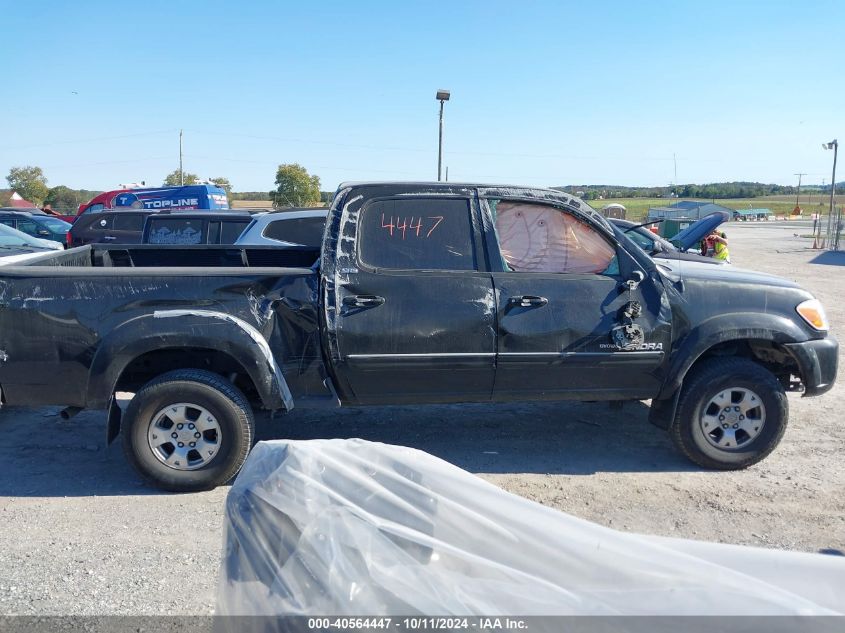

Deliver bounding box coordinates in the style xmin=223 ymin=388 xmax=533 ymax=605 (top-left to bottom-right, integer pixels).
xmin=68 ymin=210 xmax=152 ymax=247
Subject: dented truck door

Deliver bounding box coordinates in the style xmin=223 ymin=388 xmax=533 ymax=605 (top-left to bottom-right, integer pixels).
xmin=327 ymin=190 xmax=496 ymax=404
xmin=480 ymin=195 xmax=672 ymax=401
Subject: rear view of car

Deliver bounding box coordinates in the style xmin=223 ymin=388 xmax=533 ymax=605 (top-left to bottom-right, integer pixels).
xmin=143 ymin=213 xmax=253 ymax=245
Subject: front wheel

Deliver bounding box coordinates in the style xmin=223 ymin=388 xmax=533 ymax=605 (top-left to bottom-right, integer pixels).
xmin=122 ymin=369 xmax=254 ymax=492
xmin=670 ymin=357 xmax=788 ymax=470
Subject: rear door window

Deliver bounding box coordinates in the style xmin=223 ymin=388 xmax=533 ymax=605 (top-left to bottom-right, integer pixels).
xmin=359 ymin=198 xmax=477 ymax=271
xmin=262 ymin=216 xmax=326 ymax=247
xmin=113 ymin=214 xmax=146 ymax=231
xmin=93 ymin=215 xmax=114 ymax=230
xmin=147 ymin=218 xmax=206 ymax=244
xmin=220 ymin=220 xmax=250 ymax=244
xmin=16 ymin=220 xmax=39 ymax=236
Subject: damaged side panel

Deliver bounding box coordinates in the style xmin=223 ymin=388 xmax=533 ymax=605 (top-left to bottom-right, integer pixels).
xmin=0 ymin=268 xmax=330 ymax=410
xmin=323 ymin=186 xmax=497 ymax=404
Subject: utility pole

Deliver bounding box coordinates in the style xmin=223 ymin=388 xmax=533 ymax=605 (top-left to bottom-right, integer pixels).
xmin=823 ymin=140 xmax=838 ymax=249
xmin=794 ymin=172 xmax=806 ymax=209
xmin=179 ymin=129 xmax=184 ymax=185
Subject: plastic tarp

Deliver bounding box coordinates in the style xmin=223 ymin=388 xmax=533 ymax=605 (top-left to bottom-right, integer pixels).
xmin=495 ymin=201 xmax=616 ymax=274
xmin=218 ymin=439 xmax=845 ymax=617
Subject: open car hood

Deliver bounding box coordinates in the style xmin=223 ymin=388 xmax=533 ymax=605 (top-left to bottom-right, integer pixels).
xmin=669 ymin=211 xmax=729 ymax=251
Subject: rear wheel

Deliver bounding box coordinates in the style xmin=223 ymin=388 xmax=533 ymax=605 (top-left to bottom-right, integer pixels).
xmin=670 ymin=357 xmax=788 ymax=470
xmin=122 ymin=369 xmax=254 ymax=492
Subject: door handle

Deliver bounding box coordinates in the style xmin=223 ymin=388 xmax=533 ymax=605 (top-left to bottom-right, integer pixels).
xmin=343 ymin=295 xmax=386 ymax=308
xmin=509 ymin=295 xmax=548 ymax=307
xmin=102 ymin=236 xmax=117 ymax=241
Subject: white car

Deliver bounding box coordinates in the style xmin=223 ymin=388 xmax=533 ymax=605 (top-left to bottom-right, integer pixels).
xmin=0 ymin=222 xmax=63 ymax=266
xmin=234 ymin=208 xmax=328 ymax=248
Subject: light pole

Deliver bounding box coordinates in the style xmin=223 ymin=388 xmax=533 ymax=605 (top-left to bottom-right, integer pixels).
xmin=436 ymin=90 xmax=450 ymax=181
xmin=823 ymin=140 xmax=838 ymax=249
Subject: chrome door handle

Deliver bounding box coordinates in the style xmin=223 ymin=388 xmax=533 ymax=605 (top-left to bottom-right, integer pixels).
xmin=343 ymin=295 xmax=386 ymax=308
xmin=509 ymin=295 xmax=548 ymax=307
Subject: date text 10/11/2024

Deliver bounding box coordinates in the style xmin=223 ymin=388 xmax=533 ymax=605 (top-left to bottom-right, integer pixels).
xmin=307 ymin=617 xmax=529 ymax=630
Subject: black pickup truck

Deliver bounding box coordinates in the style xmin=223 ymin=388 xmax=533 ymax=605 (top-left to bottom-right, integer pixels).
xmin=0 ymin=183 xmax=837 ymax=491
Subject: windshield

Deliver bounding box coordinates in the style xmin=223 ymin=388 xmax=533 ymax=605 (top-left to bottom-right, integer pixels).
xmin=37 ymin=218 xmax=72 ymax=232
xmin=0 ymin=222 xmax=50 ymax=247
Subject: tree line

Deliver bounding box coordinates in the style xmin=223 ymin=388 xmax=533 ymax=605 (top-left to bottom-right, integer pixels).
xmin=2 ymin=163 xmax=328 ymax=212
xmin=7 ymin=163 xmax=839 ymax=212
xmin=555 ymin=181 xmax=838 ymax=200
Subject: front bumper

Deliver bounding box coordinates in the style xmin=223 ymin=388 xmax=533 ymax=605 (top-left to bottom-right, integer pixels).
xmin=784 ymin=335 xmax=839 ymax=397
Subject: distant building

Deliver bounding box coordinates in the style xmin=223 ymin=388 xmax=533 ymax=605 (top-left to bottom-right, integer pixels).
xmin=7 ymin=192 xmax=36 ymax=208
xmin=733 ymin=208 xmax=773 ymax=221
xmin=601 ymin=203 xmax=627 ymax=219
xmin=648 ymin=200 xmax=733 ymax=221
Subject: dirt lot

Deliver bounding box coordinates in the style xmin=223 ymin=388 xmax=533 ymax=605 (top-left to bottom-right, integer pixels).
xmin=0 ymin=220 xmax=843 ymax=615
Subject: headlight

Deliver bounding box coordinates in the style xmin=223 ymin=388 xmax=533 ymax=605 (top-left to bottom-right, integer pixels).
xmin=796 ymin=299 xmax=829 ymax=331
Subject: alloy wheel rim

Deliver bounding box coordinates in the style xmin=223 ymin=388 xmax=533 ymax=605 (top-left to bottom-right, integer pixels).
xmin=147 ymin=403 xmax=222 ymax=471
xmin=699 ymin=387 xmax=766 ymax=450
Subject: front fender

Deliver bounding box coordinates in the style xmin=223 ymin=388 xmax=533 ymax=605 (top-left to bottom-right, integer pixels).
xmin=657 ymin=311 xmax=811 ymax=400
xmin=86 ymin=310 xmax=293 ymax=411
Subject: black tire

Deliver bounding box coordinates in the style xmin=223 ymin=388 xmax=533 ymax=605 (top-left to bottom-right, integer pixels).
xmin=122 ymin=369 xmax=254 ymax=492
xmin=670 ymin=357 xmax=788 ymax=470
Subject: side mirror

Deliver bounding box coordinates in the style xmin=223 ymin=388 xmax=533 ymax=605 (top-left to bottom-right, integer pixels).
xmin=650 ymin=242 xmax=664 ymax=255
xmin=37 ymin=230 xmax=50 ymax=236
xmin=625 ymin=270 xmax=645 ymax=291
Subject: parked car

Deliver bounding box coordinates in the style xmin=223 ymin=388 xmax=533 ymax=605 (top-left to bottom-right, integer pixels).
xmin=610 ymin=213 xmax=728 ymax=265
xmin=0 ymin=209 xmax=72 ymax=248
xmin=234 ymin=208 xmax=328 ymax=248
xmin=0 ymin=182 xmax=835 ymax=492
xmin=68 ymin=210 xmax=153 ymax=247
xmin=143 ymin=212 xmax=253 ymax=245
xmin=0 ymin=222 xmax=62 ymax=265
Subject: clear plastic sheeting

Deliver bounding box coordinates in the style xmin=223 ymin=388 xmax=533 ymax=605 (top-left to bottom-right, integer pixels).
xmin=218 ymin=439 xmax=845 ymax=617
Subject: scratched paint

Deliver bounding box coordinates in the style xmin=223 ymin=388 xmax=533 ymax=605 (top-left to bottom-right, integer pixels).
xmin=153 ymin=309 xmax=294 ymax=410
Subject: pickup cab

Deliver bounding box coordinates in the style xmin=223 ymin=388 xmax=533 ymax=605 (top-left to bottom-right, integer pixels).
xmin=0 ymin=182 xmax=837 ymax=491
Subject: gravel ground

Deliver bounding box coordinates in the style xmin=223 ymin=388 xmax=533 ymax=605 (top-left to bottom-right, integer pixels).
xmin=0 ymin=220 xmax=843 ymax=615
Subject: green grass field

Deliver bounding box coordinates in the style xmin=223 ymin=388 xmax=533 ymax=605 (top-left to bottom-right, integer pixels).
xmin=231 ymin=200 xmax=274 ymax=209
xmin=586 ymin=195 xmax=830 ymax=222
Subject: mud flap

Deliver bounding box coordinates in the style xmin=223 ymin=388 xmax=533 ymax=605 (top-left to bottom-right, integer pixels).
xmin=106 ymin=395 xmax=122 ymax=444
xmin=648 ymin=388 xmax=681 ymax=430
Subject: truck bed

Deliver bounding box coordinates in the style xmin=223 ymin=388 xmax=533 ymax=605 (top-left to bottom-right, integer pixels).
xmin=22 ymin=244 xmax=320 ymax=269
xmin=0 ymin=244 xmax=327 ymax=410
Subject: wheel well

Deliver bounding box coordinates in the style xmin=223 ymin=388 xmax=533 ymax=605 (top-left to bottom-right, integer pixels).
xmin=650 ymin=337 xmax=800 ymax=430
xmin=114 ymin=348 xmax=261 ymax=406
xmin=689 ymin=338 xmax=799 ymax=387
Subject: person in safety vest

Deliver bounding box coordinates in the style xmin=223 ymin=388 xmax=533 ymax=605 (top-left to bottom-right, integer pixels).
xmin=702 ymin=230 xmax=730 ymax=263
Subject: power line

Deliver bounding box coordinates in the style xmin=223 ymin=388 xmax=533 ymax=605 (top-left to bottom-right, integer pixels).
xmin=38 ymin=156 xmax=173 ymax=170
xmin=0 ymin=129 xmax=178 ymax=151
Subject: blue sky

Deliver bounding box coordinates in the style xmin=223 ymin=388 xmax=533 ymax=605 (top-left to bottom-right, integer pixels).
xmin=1 ymin=0 xmax=842 ymax=193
